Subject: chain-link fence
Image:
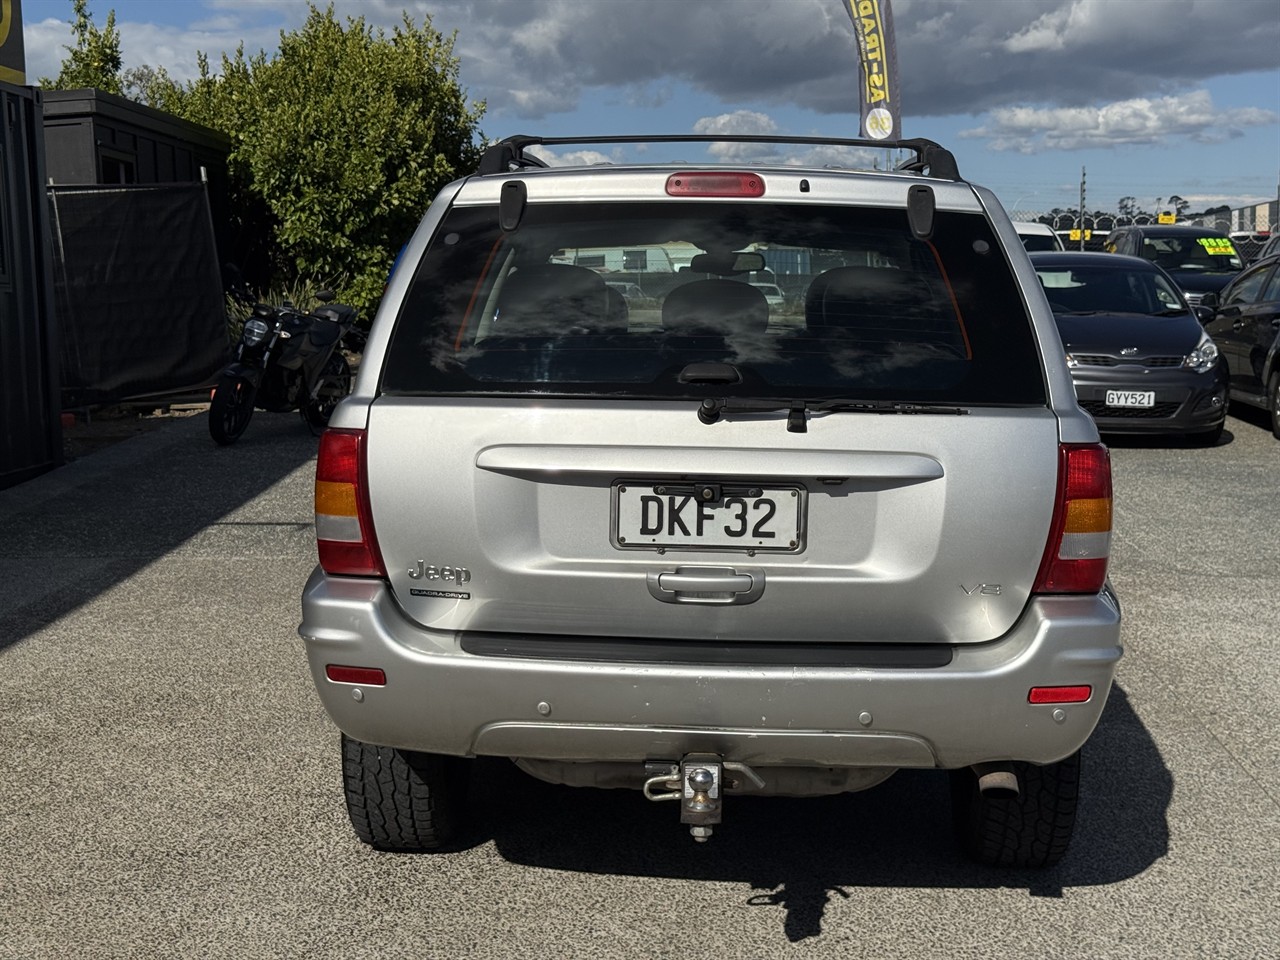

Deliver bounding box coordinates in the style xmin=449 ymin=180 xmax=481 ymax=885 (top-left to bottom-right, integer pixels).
xmin=1007 ymin=200 xmax=1278 ymax=261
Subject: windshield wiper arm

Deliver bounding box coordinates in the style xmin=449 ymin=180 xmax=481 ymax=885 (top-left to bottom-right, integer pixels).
xmin=697 ymin=397 xmax=969 ymax=432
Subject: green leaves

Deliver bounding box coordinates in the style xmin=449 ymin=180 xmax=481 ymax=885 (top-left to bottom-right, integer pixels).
xmin=44 ymin=0 xmax=486 ymax=318
xmin=167 ymin=3 xmax=486 ymax=316
xmin=41 ymin=0 xmax=124 ymax=94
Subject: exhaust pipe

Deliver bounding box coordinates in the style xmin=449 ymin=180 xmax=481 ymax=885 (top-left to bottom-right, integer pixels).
xmin=972 ymin=762 xmax=1020 ymax=800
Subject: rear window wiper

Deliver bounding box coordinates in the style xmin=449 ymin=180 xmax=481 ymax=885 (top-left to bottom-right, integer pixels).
xmin=697 ymin=397 xmax=969 ymax=432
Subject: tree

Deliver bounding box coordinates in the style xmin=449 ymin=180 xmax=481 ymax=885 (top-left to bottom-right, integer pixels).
xmin=164 ymin=4 xmax=487 ymax=315
xmin=1168 ymin=195 xmax=1190 ymax=217
xmin=41 ymin=0 xmax=124 ymax=95
xmin=1117 ymin=196 xmax=1137 ymax=218
xmin=121 ymin=63 xmax=180 ymax=108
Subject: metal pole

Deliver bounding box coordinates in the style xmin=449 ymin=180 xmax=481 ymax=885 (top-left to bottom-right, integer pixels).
xmin=1079 ymin=166 xmax=1086 ymax=250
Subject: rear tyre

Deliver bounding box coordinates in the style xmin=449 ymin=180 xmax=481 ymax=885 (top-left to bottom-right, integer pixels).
xmin=1268 ymin=370 xmax=1280 ymax=440
xmin=302 ymin=354 xmax=352 ymax=435
xmin=208 ymin=375 xmax=256 ymax=445
xmin=341 ymin=733 xmax=471 ymax=851
xmin=950 ymin=751 xmax=1081 ymax=868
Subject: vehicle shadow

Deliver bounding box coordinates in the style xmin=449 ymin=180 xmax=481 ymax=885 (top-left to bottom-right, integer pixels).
xmin=471 ymin=684 xmax=1169 ymax=942
xmin=1100 ymin=429 xmax=1235 ymax=449
xmin=0 ymin=412 xmax=318 ymax=654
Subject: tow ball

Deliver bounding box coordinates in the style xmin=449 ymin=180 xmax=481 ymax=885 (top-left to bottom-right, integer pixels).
xmin=642 ymin=754 xmax=766 ymax=842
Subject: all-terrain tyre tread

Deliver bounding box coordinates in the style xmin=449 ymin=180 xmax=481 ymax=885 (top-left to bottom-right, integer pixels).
xmin=341 ymin=733 xmax=469 ymax=852
xmin=950 ymin=751 xmax=1081 ymax=868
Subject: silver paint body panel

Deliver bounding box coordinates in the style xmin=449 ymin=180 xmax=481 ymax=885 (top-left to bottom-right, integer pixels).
xmin=305 ymin=153 xmax=1122 ymax=781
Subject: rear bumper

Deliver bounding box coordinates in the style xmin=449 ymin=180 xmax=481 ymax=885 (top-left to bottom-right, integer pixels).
xmin=298 ymin=568 xmax=1123 ymax=770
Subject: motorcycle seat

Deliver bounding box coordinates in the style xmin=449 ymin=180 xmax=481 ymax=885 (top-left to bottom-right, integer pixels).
xmin=314 ymin=304 xmax=357 ymax=325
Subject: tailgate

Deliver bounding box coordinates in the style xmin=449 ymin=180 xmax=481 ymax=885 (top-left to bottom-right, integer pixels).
xmin=367 ymin=398 xmax=1060 ymax=645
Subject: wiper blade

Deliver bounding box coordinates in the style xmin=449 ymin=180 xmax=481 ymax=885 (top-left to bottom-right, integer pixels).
xmin=697 ymin=397 xmax=969 ymax=432
xmin=812 ymin=399 xmax=970 ymax=415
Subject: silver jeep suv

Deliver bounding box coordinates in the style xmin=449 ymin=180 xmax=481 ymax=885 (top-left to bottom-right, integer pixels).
xmin=299 ymin=135 xmax=1122 ymax=867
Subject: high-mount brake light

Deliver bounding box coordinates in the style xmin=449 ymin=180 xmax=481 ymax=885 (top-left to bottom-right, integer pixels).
xmin=315 ymin=429 xmax=387 ymax=577
xmin=1029 ymin=685 xmax=1092 ymax=704
xmin=1033 ymin=443 xmax=1112 ymax=594
xmin=665 ymin=172 xmax=765 ymax=198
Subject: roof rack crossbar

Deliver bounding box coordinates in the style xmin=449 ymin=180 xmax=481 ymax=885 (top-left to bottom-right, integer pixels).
xmin=476 ymin=134 xmax=962 ymax=181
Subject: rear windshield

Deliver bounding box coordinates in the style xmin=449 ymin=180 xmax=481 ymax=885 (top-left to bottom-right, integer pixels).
xmin=382 ymin=200 xmax=1046 ymax=405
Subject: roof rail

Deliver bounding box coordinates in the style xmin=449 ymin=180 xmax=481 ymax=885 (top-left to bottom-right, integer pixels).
xmin=476 ymin=134 xmax=962 ymax=181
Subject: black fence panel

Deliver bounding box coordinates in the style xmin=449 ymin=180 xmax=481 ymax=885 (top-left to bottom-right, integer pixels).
xmin=48 ymin=182 xmax=228 ymax=408
xmin=0 ymin=83 xmax=61 ymax=490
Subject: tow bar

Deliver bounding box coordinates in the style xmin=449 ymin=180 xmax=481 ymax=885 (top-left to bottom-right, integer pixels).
xmin=643 ymin=754 xmax=766 ymax=842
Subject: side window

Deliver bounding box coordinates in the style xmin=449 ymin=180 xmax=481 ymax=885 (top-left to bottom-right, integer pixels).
xmin=1259 ymin=268 xmax=1280 ymax=304
xmin=1224 ymin=265 xmax=1271 ymax=306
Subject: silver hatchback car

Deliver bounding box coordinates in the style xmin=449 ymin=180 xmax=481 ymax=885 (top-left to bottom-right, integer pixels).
xmin=299 ymin=134 xmax=1122 ymax=867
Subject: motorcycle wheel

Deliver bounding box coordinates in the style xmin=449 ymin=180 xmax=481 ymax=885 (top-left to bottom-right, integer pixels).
xmin=209 ymin=375 xmax=257 ymax=445
xmin=302 ymin=354 xmax=352 ymax=435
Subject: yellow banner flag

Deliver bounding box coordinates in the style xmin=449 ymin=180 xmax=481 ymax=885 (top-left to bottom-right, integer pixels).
xmin=841 ymin=0 xmax=901 ymax=140
xmin=1 ymin=0 xmax=27 ymax=85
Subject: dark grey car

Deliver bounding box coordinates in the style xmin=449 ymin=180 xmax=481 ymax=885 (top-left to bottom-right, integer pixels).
xmin=1030 ymin=251 xmax=1229 ymax=444
xmin=1104 ymin=224 xmax=1244 ymax=307
xmin=1201 ymin=252 xmax=1280 ymax=438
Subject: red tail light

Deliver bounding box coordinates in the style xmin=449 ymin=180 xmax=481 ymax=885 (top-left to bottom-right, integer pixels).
xmin=315 ymin=429 xmax=387 ymax=577
xmin=325 ymin=665 xmax=387 ymax=686
xmin=1033 ymin=443 xmax=1112 ymax=594
xmin=1029 ymin=685 xmax=1092 ymax=704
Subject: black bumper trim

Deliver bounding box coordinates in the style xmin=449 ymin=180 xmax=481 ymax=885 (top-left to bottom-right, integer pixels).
xmin=459 ymin=632 xmax=954 ymax=668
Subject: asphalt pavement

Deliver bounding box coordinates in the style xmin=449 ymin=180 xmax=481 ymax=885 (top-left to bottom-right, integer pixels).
xmin=1 ymin=408 xmax=1277 ymax=959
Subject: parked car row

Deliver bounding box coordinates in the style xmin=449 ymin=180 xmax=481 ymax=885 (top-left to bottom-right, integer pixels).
xmin=1018 ymin=219 xmax=1278 ymax=444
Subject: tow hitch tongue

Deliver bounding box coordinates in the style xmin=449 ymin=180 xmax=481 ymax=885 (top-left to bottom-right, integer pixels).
xmin=643 ymin=754 xmax=766 ymax=842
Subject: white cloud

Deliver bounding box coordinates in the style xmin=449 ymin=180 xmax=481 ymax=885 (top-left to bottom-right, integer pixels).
xmin=962 ymin=90 xmax=1279 ymax=153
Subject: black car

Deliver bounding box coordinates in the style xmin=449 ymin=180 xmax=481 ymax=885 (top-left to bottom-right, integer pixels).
xmin=1104 ymin=224 xmax=1244 ymax=308
xmin=1200 ymin=252 xmax=1280 ymax=439
xmin=1030 ymin=251 xmax=1228 ymax=444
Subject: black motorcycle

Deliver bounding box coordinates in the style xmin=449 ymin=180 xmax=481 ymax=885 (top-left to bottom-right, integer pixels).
xmin=209 ymin=289 xmax=364 ymax=445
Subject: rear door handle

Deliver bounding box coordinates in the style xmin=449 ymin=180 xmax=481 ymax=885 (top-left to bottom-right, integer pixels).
xmin=646 ymin=566 xmax=765 ymax=604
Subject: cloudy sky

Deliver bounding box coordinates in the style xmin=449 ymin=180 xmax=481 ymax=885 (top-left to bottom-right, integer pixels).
xmin=20 ymin=0 xmax=1280 ymax=215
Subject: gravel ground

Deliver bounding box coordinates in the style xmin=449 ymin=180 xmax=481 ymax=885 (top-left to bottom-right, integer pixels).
xmin=61 ymin=402 xmax=212 ymax=462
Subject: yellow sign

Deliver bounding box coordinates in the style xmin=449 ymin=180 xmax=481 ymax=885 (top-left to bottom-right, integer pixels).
xmin=0 ymin=0 xmax=26 ymax=85
xmin=1069 ymin=229 xmax=1093 ymax=241
xmin=1157 ymin=213 xmax=1177 ymax=224
xmin=1198 ymin=237 xmax=1237 ymax=256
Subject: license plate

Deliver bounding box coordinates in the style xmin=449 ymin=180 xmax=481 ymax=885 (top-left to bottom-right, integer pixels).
xmin=1105 ymin=390 xmax=1155 ymax=408
xmin=613 ymin=482 xmax=804 ymax=552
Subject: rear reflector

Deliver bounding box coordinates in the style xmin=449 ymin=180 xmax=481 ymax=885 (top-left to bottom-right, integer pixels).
xmin=666 ymin=172 xmax=765 ymax=197
xmin=1029 ymin=685 xmax=1092 ymax=704
xmin=315 ymin=429 xmax=387 ymax=577
xmin=325 ymin=664 xmax=387 ymax=686
xmin=1033 ymin=443 xmax=1112 ymax=594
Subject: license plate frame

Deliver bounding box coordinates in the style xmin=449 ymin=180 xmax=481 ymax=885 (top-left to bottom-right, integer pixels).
xmin=1104 ymin=389 xmax=1156 ymax=408
xmin=611 ymin=481 xmax=805 ymax=553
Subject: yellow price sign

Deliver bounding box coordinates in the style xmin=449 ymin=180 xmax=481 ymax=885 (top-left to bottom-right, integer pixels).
xmin=1197 ymin=238 xmax=1237 ymax=256
xmin=1157 ymin=213 xmax=1177 ymax=224
xmin=1069 ymin=229 xmax=1093 ymax=241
